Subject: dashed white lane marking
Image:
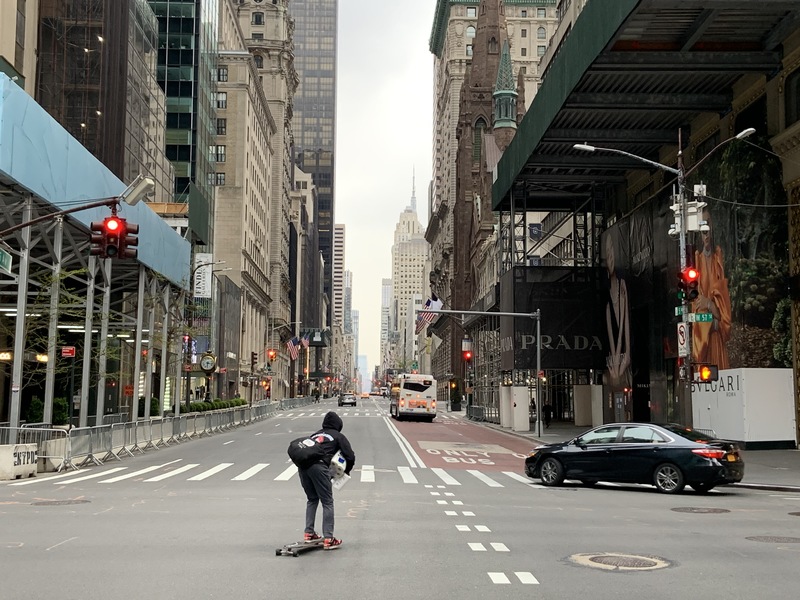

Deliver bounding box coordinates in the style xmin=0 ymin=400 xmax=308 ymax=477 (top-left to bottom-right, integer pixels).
xmin=361 ymin=465 xmax=375 ymax=483
xmin=515 ymin=572 xmax=540 ymax=584
xmin=430 ymin=491 xmax=441 ymax=496
xmin=469 ymin=543 xmax=487 ymax=551
xmin=462 ymin=511 xmax=475 ymax=517
xmin=397 ymin=467 xmax=418 ymax=487
xmin=475 ymin=525 xmax=491 ymax=532
xmin=490 ymin=543 xmax=510 ymax=552
xmin=223 ymin=441 xmax=235 ymax=445
xmin=431 ymin=468 xmax=460 ymax=486
xmin=468 ymin=469 xmax=503 ymax=487
xmin=456 ymin=525 xmax=470 ymax=532
xmin=436 ymin=500 xmax=448 ymax=505
xmin=58 ymin=467 xmax=127 ymax=484
xmin=444 ymin=492 xmax=455 ymax=497
xmin=275 ymin=464 xmax=298 ymax=481
xmin=452 ymin=500 xmax=464 ymax=506
xmin=188 ymin=463 xmax=234 ymax=481
xmin=255 ymin=432 xmax=263 ymax=436
xmin=145 ymin=464 xmax=199 ymax=482
xmin=445 ymin=511 xmax=458 ymax=516
xmin=101 ymin=460 xmax=182 ymax=483
xmin=231 ymin=463 xmax=269 ymax=481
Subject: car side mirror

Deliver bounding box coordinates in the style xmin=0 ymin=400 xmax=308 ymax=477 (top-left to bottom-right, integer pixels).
xmin=575 ymin=437 xmax=586 ymax=448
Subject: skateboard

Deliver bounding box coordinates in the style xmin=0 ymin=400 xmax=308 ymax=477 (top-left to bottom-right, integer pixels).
xmin=275 ymin=538 xmax=334 ymax=557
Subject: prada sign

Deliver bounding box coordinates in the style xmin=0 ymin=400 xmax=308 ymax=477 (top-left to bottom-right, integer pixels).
xmin=500 ymin=267 xmax=606 ymax=371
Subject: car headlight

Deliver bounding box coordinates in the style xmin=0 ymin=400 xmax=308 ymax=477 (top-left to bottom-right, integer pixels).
xmin=527 ymin=447 xmax=542 ymax=458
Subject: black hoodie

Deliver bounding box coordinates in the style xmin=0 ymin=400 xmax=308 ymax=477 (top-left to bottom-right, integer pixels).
xmin=311 ymin=411 xmax=356 ymax=475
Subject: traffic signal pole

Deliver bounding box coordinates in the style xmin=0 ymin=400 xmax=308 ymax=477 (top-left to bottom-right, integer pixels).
xmin=676 ymin=131 xmax=694 ymax=422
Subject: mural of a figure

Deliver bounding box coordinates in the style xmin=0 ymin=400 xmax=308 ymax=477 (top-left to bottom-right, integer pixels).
xmin=604 ymin=234 xmax=632 ymax=389
xmin=692 ymin=208 xmax=732 ymax=369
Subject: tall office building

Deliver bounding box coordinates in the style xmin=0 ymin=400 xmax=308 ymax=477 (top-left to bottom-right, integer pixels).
xmin=380 ymin=278 xmax=392 ymax=373
xmin=289 ymin=0 xmax=337 ymax=324
xmin=332 ymin=224 xmax=346 ymax=328
xmin=148 ymin=0 xmax=219 ymax=245
xmin=344 ymin=270 xmax=353 ymax=334
xmin=36 ymin=0 xmax=173 ymax=204
xmin=0 ymin=0 xmax=38 ymax=96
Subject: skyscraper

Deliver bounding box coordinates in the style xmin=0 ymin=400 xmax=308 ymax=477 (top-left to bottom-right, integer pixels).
xmin=332 ymin=224 xmax=346 ymax=328
xmin=289 ymin=0 xmax=337 ymax=324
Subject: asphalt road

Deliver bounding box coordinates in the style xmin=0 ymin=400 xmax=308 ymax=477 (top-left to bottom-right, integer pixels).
xmin=2 ymin=398 xmax=800 ymax=600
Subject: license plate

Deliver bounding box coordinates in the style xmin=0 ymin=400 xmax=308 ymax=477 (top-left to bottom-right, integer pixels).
xmin=726 ymin=454 xmax=736 ymax=462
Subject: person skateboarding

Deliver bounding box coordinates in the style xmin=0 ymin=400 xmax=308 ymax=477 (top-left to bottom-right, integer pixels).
xmin=298 ymin=411 xmax=355 ymax=549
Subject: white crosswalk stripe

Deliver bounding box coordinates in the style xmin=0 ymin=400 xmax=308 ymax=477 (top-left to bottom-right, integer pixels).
xmin=6 ymin=462 xmax=552 ymax=489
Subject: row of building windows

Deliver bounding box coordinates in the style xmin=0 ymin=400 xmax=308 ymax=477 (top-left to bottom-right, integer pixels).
xmin=466 ymin=44 xmax=545 ymax=57
xmin=465 ymin=6 xmax=548 ymax=18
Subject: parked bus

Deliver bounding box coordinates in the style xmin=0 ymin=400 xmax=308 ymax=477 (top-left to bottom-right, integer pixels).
xmin=390 ymin=373 xmax=437 ymax=421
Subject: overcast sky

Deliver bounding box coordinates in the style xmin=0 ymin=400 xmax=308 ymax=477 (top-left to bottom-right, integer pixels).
xmin=335 ymin=1 xmax=435 ymax=375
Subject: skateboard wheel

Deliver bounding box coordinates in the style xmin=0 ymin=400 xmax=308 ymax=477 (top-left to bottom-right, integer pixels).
xmin=291 ymin=551 xmax=299 ymax=557
xmin=275 ymin=549 xmax=281 ymax=556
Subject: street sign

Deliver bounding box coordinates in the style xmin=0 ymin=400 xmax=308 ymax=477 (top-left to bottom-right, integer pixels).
xmin=677 ymin=322 xmax=689 ymax=357
xmin=694 ymin=312 xmax=713 ymax=322
xmin=0 ymin=248 xmax=12 ymax=275
xmin=61 ymin=346 xmax=76 ymax=358
xmin=123 ymin=384 xmax=134 ymax=396
xmin=674 ymin=306 xmax=684 ymax=316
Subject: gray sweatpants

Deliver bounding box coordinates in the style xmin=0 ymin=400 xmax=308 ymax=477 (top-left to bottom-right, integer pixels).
xmin=298 ymin=462 xmax=335 ymax=538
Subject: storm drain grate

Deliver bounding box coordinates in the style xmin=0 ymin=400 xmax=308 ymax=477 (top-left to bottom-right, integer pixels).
xmin=746 ymin=536 xmax=800 ymax=543
xmin=671 ymin=507 xmax=730 ymax=514
xmin=568 ymin=553 xmax=670 ymax=571
xmin=31 ymin=500 xmax=91 ymax=506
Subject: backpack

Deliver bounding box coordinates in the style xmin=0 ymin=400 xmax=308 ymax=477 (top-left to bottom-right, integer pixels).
xmin=287 ymin=435 xmax=326 ymax=469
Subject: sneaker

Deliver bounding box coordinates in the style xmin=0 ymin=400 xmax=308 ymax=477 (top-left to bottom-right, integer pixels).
xmin=304 ymin=532 xmax=321 ymax=542
xmin=323 ymin=537 xmax=342 ymax=550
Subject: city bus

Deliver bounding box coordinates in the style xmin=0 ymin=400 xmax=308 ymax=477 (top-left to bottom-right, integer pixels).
xmin=389 ymin=373 xmax=437 ymax=421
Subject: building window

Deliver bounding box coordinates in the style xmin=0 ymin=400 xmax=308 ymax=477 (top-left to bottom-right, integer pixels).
xmin=215 ymin=145 xmax=226 ymax=162
xmin=216 ymin=92 xmax=227 ymax=109
xmin=537 ymin=27 xmax=546 ymax=40
xmin=521 ymin=9 xmax=527 ymax=17
xmin=489 ymin=37 xmax=498 ymax=54
xmin=254 ymin=54 xmax=263 ymax=68
xmin=538 ymin=45 xmax=546 ymax=56
xmin=217 ymin=118 xmax=227 ymax=135
xmin=786 ymin=69 xmax=800 ymax=127
xmin=521 ymin=48 xmax=527 ymax=57
xmin=473 ymin=118 xmax=486 ymax=161
xmin=252 ymin=12 xmax=264 ymax=25
xmin=252 ymin=33 xmax=263 ymax=40
xmin=521 ymin=29 xmax=527 ymax=38
xmin=538 ymin=8 xmax=546 ymax=18
xmin=209 ymin=172 xmax=225 ymax=186
xmin=466 ymin=26 xmax=476 ymax=38
xmin=467 ymin=7 xmax=476 ymax=17
xmin=466 ymin=44 xmax=473 ymax=57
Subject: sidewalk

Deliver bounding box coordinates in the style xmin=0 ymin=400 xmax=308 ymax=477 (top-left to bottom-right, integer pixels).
xmin=456 ymin=414 xmax=800 ymax=493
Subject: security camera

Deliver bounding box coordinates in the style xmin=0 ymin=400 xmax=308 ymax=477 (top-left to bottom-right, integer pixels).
xmin=699 ymin=223 xmax=710 ymax=233
xmin=668 ymin=225 xmax=679 ymax=239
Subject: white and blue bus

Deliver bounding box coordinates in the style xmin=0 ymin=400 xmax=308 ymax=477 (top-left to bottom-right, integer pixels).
xmin=390 ymin=373 xmax=437 ymax=422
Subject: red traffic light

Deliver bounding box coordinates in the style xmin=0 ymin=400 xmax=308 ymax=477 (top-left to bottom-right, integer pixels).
xmin=682 ymin=267 xmax=699 ymax=283
xmin=462 ymin=350 xmax=473 ymax=362
xmin=105 ymin=217 xmax=122 ymax=232
xmin=268 ymin=349 xmax=277 ymax=361
xmin=678 ymin=266 xmax=700 ymax=300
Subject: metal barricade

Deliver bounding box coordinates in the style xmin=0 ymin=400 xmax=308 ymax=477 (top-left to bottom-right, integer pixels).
xmin=0 ymin=426 xmax=71 ymax=473
xmin=69 ymin=427 xmax=103 ymax=468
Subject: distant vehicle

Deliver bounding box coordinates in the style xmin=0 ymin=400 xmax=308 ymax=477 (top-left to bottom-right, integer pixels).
xmin=360 ymin=392 xmax=369 ymax=399
xmin=390 ymin=373 xmax=437 ymax=422
xmin=338 ymin=393 xmax=357 ymax=407
xmin=524 ymin=423 xmax=744 ymax=494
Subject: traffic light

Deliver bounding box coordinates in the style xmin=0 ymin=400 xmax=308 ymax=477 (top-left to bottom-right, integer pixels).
xmin=119 ymin=220 xmax=139 ymax=259
xmin=678 ymin=266 xmax=700 ymax=301
xmin=694 ymin=364 xmax=719 ymax=382
xmin=90 ymin=216 xmax=122 ymax=258
xmin=250 ymin=351 xmax=257 ymax=371
xmin=449 ymin=379 xmax=456 ymax=390
xmin=268 ymin=349 xmax=277 ymax=362
xmin=462 ymin=349 xmax=473 ymax=363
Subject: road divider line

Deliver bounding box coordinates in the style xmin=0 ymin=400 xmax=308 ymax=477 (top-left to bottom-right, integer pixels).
xmin=382 ymin=416 xmax=426 ymax=468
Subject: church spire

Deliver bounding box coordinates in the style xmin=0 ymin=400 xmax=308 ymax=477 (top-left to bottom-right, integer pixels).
xmin=493 ymin=40 xmax=517 ymax=130
xmin=409 ymin=167 xmax=417 ymax=213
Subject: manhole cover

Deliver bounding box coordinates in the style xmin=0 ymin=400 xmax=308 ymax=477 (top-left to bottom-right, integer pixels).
xmin=568 ymin=552 xmax=670 ymax=571
xmin=746 ymin=536 xmax=800 ymax=543
xmin=31 ymin=500 xmax=91 ymax=506
xmin=671 ymin=507 xmax=730 ymax=514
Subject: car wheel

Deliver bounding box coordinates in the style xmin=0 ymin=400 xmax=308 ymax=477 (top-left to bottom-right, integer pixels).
xmin=653 ymin=463 xmax=685 ymax=494
xmin=691 ymin=483 xmax=715 ymax=493
xmin=539 ymin=457 xmax=565 ymax=486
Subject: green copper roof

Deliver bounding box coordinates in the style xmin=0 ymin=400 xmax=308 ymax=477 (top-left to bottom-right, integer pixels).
xmin=430 ymin=0 xmax=558 ymax=58
xmin=495 ymin=40 xmax=515 ymax=92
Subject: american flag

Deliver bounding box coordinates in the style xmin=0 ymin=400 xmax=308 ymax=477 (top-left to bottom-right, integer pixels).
xmin=286 ymin=337 xmax=300 ymax=360
xmin=415 ymin=295 xmax=444 ymax=334
xmin=300 ymin=334 xmax=310 ymax=349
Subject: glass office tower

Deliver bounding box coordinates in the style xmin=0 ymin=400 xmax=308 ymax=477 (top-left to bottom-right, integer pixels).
xmin=290 ymin=0 xmax=337 ymax=324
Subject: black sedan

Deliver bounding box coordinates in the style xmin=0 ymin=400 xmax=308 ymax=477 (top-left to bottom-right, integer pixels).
xmin=524 ymin=423 xmax=744 ymax=494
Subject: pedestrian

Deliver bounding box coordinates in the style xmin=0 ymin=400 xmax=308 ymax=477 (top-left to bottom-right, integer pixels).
xmin=313 ymin=386 xmax=320 ymax=404
xmin=298 ymin=411 xmax=355 ymax=549
xmin=543 ymin=402 xmax=553 ymax=428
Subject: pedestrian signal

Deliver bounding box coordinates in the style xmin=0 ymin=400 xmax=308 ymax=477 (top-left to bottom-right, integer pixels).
xmin=694 ymin=364 xmax=719 ymax=382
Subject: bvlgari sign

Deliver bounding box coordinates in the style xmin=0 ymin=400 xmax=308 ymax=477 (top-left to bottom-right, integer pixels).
xmin=500 ymin=267 xmax=606 ymax=371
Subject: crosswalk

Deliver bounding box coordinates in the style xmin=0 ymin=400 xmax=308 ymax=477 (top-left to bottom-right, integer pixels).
xmin=276 ymin=410 xmax=464 ymax=421
xmin=5 ymin=460 xmax=545 ymax=489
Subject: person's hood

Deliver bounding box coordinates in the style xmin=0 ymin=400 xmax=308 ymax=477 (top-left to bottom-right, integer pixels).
xmin=322 ymin=411 xmax=343 ymax=432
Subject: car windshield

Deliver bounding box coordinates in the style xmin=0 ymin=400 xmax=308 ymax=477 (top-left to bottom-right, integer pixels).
xmin=659 ymin=424 xmax=714 ymax=442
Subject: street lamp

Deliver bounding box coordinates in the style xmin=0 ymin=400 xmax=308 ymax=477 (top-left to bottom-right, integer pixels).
xmin=573 ymin=127 xmax=755 ymax=415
